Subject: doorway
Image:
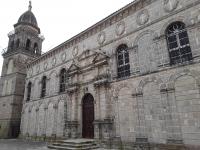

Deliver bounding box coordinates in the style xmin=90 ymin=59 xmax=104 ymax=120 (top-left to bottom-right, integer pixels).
xmin=82 ymin=93 xmax=94 ymax=138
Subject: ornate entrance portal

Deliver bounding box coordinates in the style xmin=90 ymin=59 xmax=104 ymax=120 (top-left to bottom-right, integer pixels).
xmin=82 ymin=93 xmax=94 ymax=138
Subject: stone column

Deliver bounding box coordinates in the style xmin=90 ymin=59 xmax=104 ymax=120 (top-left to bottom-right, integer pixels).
xmin=43 ymin=106 xmax=48 ymax=140
xmin=19 ymin=109 xmax=24 ymax=137
xmin=133 ymin=92 xmax=148 ymax=143
xmin=27 ymin=108 xmax=31 ymax=138
xmin=35 ymin=107 xmax=39 ymax=139
xmin=52 ymin=103 xmax=58 ymax=139
xmin=93 ymin=85 xmax=101 ymax=139
xmin=166 ymin=87 xmax=183 ymax=144
xmin=63 ymin=101 xmax=68 ymax=138
xmin=66 ymin=87 xmax=79 ymax=138
xmin=114 ymin=96 xmax=120 ymax=138
xmin=160 ymin=87 xmax=168 ymax=142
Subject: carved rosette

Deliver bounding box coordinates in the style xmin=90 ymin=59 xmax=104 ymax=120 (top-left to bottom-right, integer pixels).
xmin=115 ymin=21 xmax=125 ymax=36
xmin=97 ymin=32 xmax=106 ymax=45
xmin=136 ymin=9 xmax=149 ymax=26
xmin=164 ymin=0 xmax=179 ymax=12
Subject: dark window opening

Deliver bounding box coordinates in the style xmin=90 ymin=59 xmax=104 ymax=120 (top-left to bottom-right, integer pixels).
xmin=60 ymin=68 xmax=67 ymax=92
xmin=26 ymin=39 xmax=31 ymax=50
xmin=166 ymin=22 xmax=192 ymax=65
xmin=41 ymin=76 xmax=47 ymax=98
xmin=26 ymin=82 xmax=32 ymax=101
xmin=34 ymin=43 xmax=38 ymax=54
xmin=117 ymin=44 xmax=130 ymax=78
xmin=10 ymin=41 xmax=14 ymax=50
xmin=16 ymin=39 xmax=20 ymax=48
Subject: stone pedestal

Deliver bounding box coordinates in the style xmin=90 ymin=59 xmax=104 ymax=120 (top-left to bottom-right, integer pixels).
xmin=101 ymin=118 xmax=113 ymax=139
xmin=133 ymin=137 xmax=150 ymax=150
xmin=94 ymin=118 xmax=113 ymax=140
xmin=66 ymin=121 xmax=79 ymax=138
xmin=93 ymin=120 xmax=103 ymax=139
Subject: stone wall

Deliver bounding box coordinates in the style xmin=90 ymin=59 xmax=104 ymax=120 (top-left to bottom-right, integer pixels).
xmin=20 ymin=0 xmax=200 ymax=148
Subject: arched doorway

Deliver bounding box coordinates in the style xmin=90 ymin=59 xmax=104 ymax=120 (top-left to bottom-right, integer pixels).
xmin=82 ymin=93 xmax=94 ymax=138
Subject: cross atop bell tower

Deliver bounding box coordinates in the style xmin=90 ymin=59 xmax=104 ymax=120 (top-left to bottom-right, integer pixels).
xmin=28 ymin=1 xmax=32 ymax=11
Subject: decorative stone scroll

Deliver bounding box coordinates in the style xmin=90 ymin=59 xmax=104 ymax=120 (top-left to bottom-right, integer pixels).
xmin=115 ymin=21 xmax=125 ymax=36
xmin=97 ymin=32 xmax=106 ymax=45
xmin=136 ymin=9 xmax=149 ymax=26
xmin=61 ymin=52 xmax=66 ymax=62
xmin=36 ymin=65 xmax=40 ymax=73
xmin=164 ymin=0 xmax=179 ymax=13
xmin=51 ymin=57 xmax=56 ymax=67
xmin=72 ymin=46 xmax=79 ymax=57
xmin=43 ymin=62 xmax=48 ymax=70
xmin=29 ymin=68 xmax=33 ymax=77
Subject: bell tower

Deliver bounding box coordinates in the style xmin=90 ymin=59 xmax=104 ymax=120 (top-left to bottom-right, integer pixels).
xmin=0 ymin=1 xmax=44 ymax=138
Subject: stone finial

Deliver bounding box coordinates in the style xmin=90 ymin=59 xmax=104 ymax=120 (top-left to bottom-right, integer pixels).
xmin=28 ymin=1 xmax=32 ymax=11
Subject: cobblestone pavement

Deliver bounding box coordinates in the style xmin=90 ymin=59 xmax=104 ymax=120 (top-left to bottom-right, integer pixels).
xmin=0 ymin=139 xmax=49 ymax=150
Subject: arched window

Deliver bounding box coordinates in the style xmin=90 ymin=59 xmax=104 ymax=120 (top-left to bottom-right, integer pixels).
xmin=166 ymin=22 xmax=192 ymax=65
xmin=34 ymin=43 xmax=38 ymax=54
xmin=16 ymin=39 xmax=20 ymax=48
xmin=59 ymin=68 xmax=67 ymax=92
xmin=117 ymin=44 xmax=130 ymax=78
xmin=41 ymin=76 xmax=47 ymax=98
xmin=26 ymin=39 xmax=31 ymax=50
xmin=26 ymin=82 xmax=32 ymax=101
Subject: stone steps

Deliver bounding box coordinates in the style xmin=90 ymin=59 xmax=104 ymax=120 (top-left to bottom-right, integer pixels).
xmin=48 ymin=139 xmax=99 ymax=150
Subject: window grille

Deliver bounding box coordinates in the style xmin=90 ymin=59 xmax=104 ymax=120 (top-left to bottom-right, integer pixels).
xmin=117 ymin=44 xmax=130 ymax=78
xmin=166 ymin=22 xmax=192 ymax=65
xmin=41 ymin=76 xmax=47 ymax=98
xmin=60 ymin=69 xmax=67 ymax=92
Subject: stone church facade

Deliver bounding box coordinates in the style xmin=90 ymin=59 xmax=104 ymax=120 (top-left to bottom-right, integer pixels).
xmin=1 ymin=0 xmax=200 ymax=149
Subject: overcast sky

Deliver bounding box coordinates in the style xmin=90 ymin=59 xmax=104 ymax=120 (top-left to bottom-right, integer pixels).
xmin=0 ymin=0 xmax=133 ymax=74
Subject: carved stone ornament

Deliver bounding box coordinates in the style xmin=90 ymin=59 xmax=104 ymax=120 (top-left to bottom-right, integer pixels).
xmin=29 ymin=68 xmax=33 ymax=77
xmin=36 ymin=65 xmax=40 ymax=73
xmin=61 ymin=52 xmax=66 ymax=62
xmin=72 ymin=46 xmax=79 ymax=57
xmin=97 ymin=32 xmax=106 ymax=45
xmin=43 ymin=62 xmax=48 ymax=70
xmin=136 ymin=9 xmax=149 ymax=25
xmin=52 ymin=57 xmax=56 ymax=66
xmin=164 ymin=0 xmax=179 ymax=12
xmin=115 ymin=21 xmax=125 ymax=36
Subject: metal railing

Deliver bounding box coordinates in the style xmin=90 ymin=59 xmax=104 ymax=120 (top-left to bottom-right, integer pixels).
xmin=1 ymin=47 xmax=8 ymax=55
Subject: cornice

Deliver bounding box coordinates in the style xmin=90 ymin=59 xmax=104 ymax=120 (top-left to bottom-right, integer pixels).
xmin=27 ymin=0 xmax=200 ymax=69
xmin=27 ymin=0 xmax=158 ymax=68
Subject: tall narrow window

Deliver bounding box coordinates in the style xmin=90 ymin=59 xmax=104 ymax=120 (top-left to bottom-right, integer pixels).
xmin=117 ymin=44 xmax=130 ymax=78
xmin=60 ymin=68 xmax=67 ymax=92
xmin=16 ymin=39 xmax=20 ymax=48
xmin=166 ymin=22 xmax=192 ymax=65
xmin=26 ymin=39 xmax=31 ymax=50
xmin=34 ymin=43 xmax=38 ymax=54
xmin=27 ymin=82 xmax=32 ymax=101
xmin=10 ymin=41 xmax=14 ymax=50
xmin=41 ymin=76 xmax=47 ymax=98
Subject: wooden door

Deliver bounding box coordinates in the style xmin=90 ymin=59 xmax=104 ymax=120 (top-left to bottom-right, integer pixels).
xmin=82 ymin=94 xmax=94 ymax=138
